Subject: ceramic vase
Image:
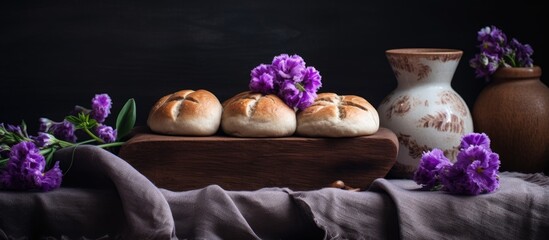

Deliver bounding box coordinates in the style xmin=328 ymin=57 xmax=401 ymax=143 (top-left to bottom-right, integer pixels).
xmin=378 ymin=48 xmax=474 ymax=178
xmin=473 ymin=66 xmax=549 ymax=173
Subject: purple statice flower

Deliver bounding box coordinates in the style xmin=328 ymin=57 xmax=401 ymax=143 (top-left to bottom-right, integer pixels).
xmin=50 ymin=120 xmax=77 ymax=143
xmin=301 ymin=66 xmax=322 ymax=93
xmin=469 ymin=52 xmax=500 ymax=79
xmin=96 ymin=125 xmax=117 ymax=143
xmin=31 ymin=132 xmax=56 ymax=148
xmin=413 ymin=149 xmax=452 ymax=189
xmin=460 ymin=132 xmax=491 ymax=150
xmin=477 ymin=25 xmax=507 ymax=56
xmin=279 ymin=80 xmax=302 ymax=109
xmin=90 ymin=93 xmax=112 ymax=123
xmin=414 ymin=132 xmax=500 ymax=195
xmin=509 ymin=38 xmax=534 ymax=67
xmin=441 ymin=145 xmax=500 ymax=195
xmin=249 ymin=64 xmax=276 ymax=94
xmin=438 ymin=164 xmax=481 ymax=195
xmin=470 ymin=25 xmax=534 ymax=80
xmin=37 ymin=161 xmax=63 ymax=191
xmin=0 ymin=141 xmax=63 ymax=191
xmin=279 ymin=66 xmax=322 ymax=110
xmin=271 ymin=54 xmax=306 ymax=82
xmin=0 ymin=141 xmax=45 ymax=190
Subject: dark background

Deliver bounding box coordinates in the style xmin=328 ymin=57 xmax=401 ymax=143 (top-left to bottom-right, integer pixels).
xmin=1 ymin=0 xmax=547 ymax=132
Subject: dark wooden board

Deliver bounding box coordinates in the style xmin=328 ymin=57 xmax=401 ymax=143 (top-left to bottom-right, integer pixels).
xmin=118 ymin=128 xmax=398 ymax=191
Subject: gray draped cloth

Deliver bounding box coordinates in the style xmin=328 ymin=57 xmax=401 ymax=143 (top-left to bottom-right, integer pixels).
xmin=1 ymin=146 xmax=548 ymax=239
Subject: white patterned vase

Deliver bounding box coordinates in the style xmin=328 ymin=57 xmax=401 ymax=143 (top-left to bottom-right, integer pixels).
xmin=378 ymin=48 xmax=474 ymax=178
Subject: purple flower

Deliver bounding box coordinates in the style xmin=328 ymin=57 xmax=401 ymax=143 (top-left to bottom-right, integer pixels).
xmin=510 ymin=38 xmax=534 ymax=67
xmin=441 ymin=146 xmax=500 ymax=195
xmin=0 ymin=141 xmax=63 ymax=191
xmin=439 ymin=165 xmax=481 ymax=195
xmin=279 ymin=80 xmax=302 ymax=109
xmin=460 ymin=132 xmax=491 ymax=150
xmin=301 ymin=66 xmax=322 ymax=93
xmin=90 ymin=93 xmax=112 ymax=123
xmin=271 ymin=54 xmax=306 ymax=81
xmin=0 ymin=142 xmax=63 ymax=191
xmin=413 ymin=149 xmax=452 ymax=189
xmin=477 ymin=25 xmax=506 ymax=44
xmin=96 ymin=125 xmax=117 ymax=143
xmin=249 ymin=64 xmax=276 ymax=94
xmin=469 ymin=52 xmax=500 ymax=79
xmin=31 ymin=132 xmax=55 ymax=148
xmin=37 ymin=161 xmax=63 ymax=191
xmin=50 ymin=120 xmax=77 ymax=143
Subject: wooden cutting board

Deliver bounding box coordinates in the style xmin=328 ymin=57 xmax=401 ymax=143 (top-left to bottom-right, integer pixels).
xmin=118 ymin=127 xmax=398 ymax=191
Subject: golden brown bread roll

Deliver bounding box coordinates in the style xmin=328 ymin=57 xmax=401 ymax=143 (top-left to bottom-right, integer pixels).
xmin=221 ymin=91 xmax=296 ymax=137
xmin=296 ymin=92 xmax=379 ymax=137
xmin=147 ymin=89 xmax=222 ymax=136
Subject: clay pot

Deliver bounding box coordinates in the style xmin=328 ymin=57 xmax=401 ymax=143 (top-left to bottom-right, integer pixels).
xmin=473 ymin=66 xmax=549 ymax=173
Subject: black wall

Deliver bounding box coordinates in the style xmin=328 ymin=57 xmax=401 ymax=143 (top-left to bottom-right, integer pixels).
xmin=1 ymin=0 xmax=547 ymax=132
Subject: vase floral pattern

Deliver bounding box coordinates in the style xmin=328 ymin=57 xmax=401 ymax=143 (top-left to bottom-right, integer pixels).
xmin=378 ymin=48 xmax=474 ymax=178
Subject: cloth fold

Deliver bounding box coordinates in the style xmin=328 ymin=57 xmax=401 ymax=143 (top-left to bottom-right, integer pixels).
xmin=368 ymin=172 xmax=549 ymax=239
xmin=1 ymin=146 xmax=548 ymax=240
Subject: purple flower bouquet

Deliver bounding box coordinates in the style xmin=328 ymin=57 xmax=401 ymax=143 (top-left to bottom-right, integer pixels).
xmin=249 ymin=54 xmax=322 ymax=110
xmin=0 ymin=94 xmax=136 ymax=191
xmin=469 ymin=25 xmax=534 ymax=81
xmin=413 ymin=132 xmax=501 ymax=195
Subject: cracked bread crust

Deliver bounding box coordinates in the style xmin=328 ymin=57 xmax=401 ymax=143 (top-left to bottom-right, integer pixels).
xmin=221 ymin=91 xmax=297 ymax=137
xmin=147 ymin=89 xmax=222 ymax=136
xmin=297 ymin=92 xmax=379 ymax=137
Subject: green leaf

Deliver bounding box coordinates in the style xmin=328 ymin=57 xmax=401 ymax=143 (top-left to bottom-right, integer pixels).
xmin=115 ymin=98 xmax=136 ymax=141
xmin=65 ymin=115 xmax=81 ymax=127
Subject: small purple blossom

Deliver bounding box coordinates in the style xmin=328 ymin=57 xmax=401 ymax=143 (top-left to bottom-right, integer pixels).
xmin=96 ymin=125 xmax=117 ymax=143
xmin=0 ymin=141 xmax=62 ymax=191
xmin=249 ymin=64 xmax=276 ymax=94
xmin=509 ymin=38 xmax=534 ymax=67
xmin=50 ymin=120 xmax=77 ymax=143
xmin=31 ymin=132 xmax=55 ymax=148
xmin=37 ymin=161 xmax=63 ymax=191
xmin=90 ymin=94 xmax=112 ymax=123
xmin=271 ymin=54 xmax=306 ymax=81
xmin=460 ymin=132 xmax=491 ymax=150
xmin=413 ymin=149 xmax=452 ymax=189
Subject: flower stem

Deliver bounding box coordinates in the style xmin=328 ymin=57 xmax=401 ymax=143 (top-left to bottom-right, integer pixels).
xmin=96 ymin=142 xmax=125 ymax=148
xmin=83 ymin=127 xmax=104 ymax=144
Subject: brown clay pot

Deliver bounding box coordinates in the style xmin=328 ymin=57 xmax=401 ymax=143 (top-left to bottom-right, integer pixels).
xmin=472 ymin=66 xmax=549 ymax=173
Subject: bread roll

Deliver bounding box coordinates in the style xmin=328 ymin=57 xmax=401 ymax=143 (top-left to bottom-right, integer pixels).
xmin=221 ymin=91 xmax=296 ymax=137
xmin=297 ymin=93 xmax=379 ymax=137
xmin=147 ymin=89 xmax=222 ymax=136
